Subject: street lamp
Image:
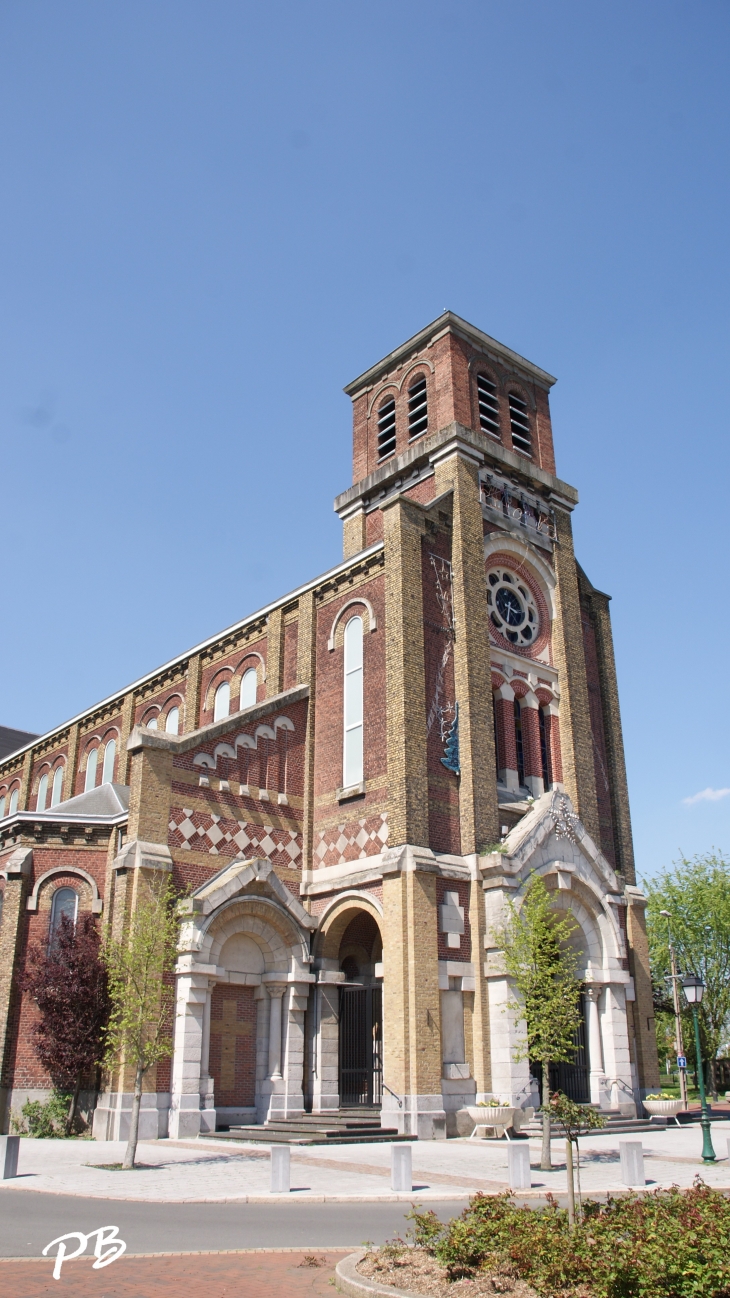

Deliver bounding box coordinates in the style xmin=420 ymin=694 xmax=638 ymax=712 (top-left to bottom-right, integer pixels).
xmin=660 ymin=910 xmax=688 ymax=1109
xmin=681 ymin=974 xmax=716 ymax=1163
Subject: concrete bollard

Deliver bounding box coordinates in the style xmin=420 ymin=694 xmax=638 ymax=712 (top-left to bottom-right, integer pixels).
xmin=391 ymin=1143 xmax=412 ymax=1192
xmin=270 ymin=1144 xmax=290 ymax=1193
xmin=619 ymin=1140 xmax=645 ymax=1187
xmin=0 ymin=1136 xmax=19 ymax=1180
xmin=507 ymin=1142 xmax=531 ymax=1191
xmin=726 ymin=1137 xmax=730 ymax=1164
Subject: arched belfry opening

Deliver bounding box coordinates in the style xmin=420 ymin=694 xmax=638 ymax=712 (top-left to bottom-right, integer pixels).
xmin=311 ymin=899 xmax=384 ymax=1115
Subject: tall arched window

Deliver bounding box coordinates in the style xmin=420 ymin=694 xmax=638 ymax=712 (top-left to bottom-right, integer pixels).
xmin=343 ymin=616 xmax=364 ymax=787
xmin=84 ymin=747 xmax=98 ymax=792
xmin=408 ymin=376 xmax=428 ymax=439
xmin=9 ymin=788 xmax=18 ymax=815
xmin=240 ymin=668 xmax=257 ymax=710
xmin=102 ymin=739 xmax=116 ymax=785
xmin=165 ymin=707 xmax=180 ymax=735
xmin=539 ymin=708 xmax=551 ymax=787
xmin=0 ymin=794 xmax=6 ymax=819
xmin=214 ymin=680 xmax=230 ymax=722
xmin=37 ymin=772 xmax=49 ymax=812
xmin=514 ymin=698 xmax=525 ymax=787
xmin=49 ymin=887 xmax=78 ymax=941
xmin=51 ymin=766 xmax=64 ymax=807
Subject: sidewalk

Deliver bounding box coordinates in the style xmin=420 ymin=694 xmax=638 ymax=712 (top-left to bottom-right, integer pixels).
xmin=1 ymin=1123 xmax=729 ymax=1203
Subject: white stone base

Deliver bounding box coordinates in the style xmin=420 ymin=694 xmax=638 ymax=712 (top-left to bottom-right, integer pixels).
xmin=382 ymin=1092 xmax=446 ymax=1139
xmin=6 ymin=1088 xmax=99 ymax=1133
xmin=92 ymin=1092 xmax=170 ymax=1141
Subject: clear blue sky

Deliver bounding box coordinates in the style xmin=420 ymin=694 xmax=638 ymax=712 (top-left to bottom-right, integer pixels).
xmin=1 ymin=2 xmax=728 ymax=880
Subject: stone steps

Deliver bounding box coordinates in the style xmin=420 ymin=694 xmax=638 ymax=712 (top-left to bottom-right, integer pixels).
xmin=521 ymin=1114 xmax=655 ymax=1138
xmin=202 ymin=1123 xmax=412 ymax=1146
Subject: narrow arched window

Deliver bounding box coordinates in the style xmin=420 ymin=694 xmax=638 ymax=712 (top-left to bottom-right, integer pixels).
xmin=84 ymin=747 xmax=98 ymax=792
xmin=240 ymin=668 xmax=257 ymax=710
xmin=9 ymin=788 xmax=18 ymax=815
xmin=539 ymin=708 xmax=551 ymax=787
xmin=146 ymin=714 xmax=158 ymax=730
xmin=514 ymin=699 xmax=525 ymax=787
xmin=477 ymin=374 xmax=500 ymax=439
xmin=508 ymin=393 xmax=532 ymax=456
xmin=343 ymin=616 xmax=364 ymax=787
xmin=51 ymin=766 xmax=64 ymax=807
xmin=408 ymin=376 xmax=428 ymax=439
xmin=214 ymin=680 xmax=230 ymax=722
xmin=36 ymin=772 xmax=49 ymax=812
xmin=0 ymin=794 xmax=6 ymax=819
xmin=166 ymin=707 xmax=180 ymax=735
xmin=102 ymin=739 xmax=116 ymax=785
xmin=49 ymin=887 xmax=78 ymax=941
xmin=377 ymin=398 xmax=396 ymax=459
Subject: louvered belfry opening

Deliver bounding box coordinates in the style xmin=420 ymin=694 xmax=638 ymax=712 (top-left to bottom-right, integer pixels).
xmin=508 ymin=392 xmax=532 ymax=455
xmin=477 ymin=373 xmax=500 ymax=439
xmin=377 ymin=398 xmax=396 ymax=459
xmin=407 ymin=376 xmax=428 ymax=439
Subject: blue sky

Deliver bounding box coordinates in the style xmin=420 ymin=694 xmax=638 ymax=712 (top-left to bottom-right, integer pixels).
xmin=1 ymin=2 xmax=728 ymax=878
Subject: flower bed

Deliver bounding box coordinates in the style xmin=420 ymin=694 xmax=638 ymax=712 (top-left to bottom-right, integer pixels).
xmin=360 ymin=1182 xmax=730 ymax=1298
xmin=357 ymin=1245 xmax=538 ymax=1296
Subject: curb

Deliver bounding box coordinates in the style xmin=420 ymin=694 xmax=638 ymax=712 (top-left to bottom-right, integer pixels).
xmin=336 ymin=1251 xmax=423 ymax=1298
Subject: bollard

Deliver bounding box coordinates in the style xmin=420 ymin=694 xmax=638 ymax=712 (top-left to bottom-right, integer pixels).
xmin=270 ymin=1144 xmax=290 ymax=1193
xmin=726 ymin=1137 xmax=730 ymax=1163
xmin=619 ymin=1140 xmax=645 ymax=1187
xmin=0 ymin=1136 xmax=19 ymax=1180
xmin=391 ymin=1143 xmax=412 ymax=1192
xmin=507 ymin=1142 xmax=531 ymax=1191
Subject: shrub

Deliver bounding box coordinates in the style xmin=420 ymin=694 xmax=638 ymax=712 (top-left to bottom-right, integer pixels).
xmin=13 ymin=1090 xmax=74 ymax=1138
xmin=407 ymin=1180 xmax=730 ymax=1298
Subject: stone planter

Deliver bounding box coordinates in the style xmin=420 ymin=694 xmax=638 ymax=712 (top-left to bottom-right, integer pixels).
xmin=466 ymin=1104 xmax=515 ymax=1136
xmin=643 ymin=1098 xmax=684 ymax=1119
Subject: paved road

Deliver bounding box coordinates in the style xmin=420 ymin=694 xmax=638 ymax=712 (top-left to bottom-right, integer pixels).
xmin=0 ymin=1189 xmax=469 ymax=1257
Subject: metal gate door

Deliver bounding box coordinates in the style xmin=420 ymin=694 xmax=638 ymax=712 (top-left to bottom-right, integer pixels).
xmin=339 ymin=986 xmax=382 ymax=1106
xmin=530 ymin=996 xmax=590 ymax=1103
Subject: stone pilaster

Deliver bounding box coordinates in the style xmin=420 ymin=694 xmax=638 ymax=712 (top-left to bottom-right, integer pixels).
xmin=433 ymin=447 xmax=500 ymax=852
xmin=296 ymin=589 xmax=317 ymax=876
xmin=0 ymin=848 xmax=32 ymax=1132
xmin=125 ymin=733 xmax=174 ymax=846
xmin=64 ymin=723 xmax=80 ymax=801
xmin=266 ymin=608 xmax=285 ymax=698
xmin=466 ymin=870 xmax=492 ymax=1100
xmin=381 ymin=496 xmax=428 ymax=849
xmin=624 ymin=887 xmax=660 ymax=1095
xmin=184 ymin=654 xmax=202 ymax=734
xmin=117 ymin=692 xmax=136 ymax=787
xmin=342 ymin=505 xmax=367 ymax=559
xmin=550 ymin=508 xmax=600 ymax=842
xmin=588 ymin=588 xmax=636 ymax=883
xmin=18 ymin=750 xmax=33 ymax=811
xmin=381 ymin=849 xmax=445 ymax=1138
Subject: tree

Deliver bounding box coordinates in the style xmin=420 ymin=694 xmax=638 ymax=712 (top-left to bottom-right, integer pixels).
xmin=645 ymin=852 xmax=730 ymax=1098
xmin=495 ymin=875 xmax=584 ymax=1170
xmin=22 ymin=912 xmax=110 ymax=1135
xmin=103 ymin=874 xmax=179 ymax=1170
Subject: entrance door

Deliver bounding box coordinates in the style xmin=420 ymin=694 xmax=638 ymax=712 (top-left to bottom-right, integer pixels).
xmin=530 ymin=996 xmax=590 ymax=1103
xmin=339 ymin=985 xmax=382 ymax=1106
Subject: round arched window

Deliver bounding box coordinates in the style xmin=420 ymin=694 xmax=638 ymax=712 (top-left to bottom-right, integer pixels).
xmin=49 ymin=887 xmax=78 ymax=940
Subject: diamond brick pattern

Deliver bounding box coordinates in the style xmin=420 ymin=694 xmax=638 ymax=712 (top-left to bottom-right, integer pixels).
xmin=314 ymin=812 xmax=388 ymax=867
xmin=168 ymin=806 xmax=302 ymax=866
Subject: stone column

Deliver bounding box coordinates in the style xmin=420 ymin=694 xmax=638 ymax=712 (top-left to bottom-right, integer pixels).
xmin=624 ymin=887 xmax=660 ymax=1096
xmin=311 ymin=975 xmax=342 ymax=1115
xmin=167 ymin=972 xmax=210 ymax=1140
xmin=544 ymin=701 xmax=563 ymax=786
xmin=521 ymin=691 xmax=544 ymax=799
xmin=599 ymin=982 xmax=636 ymax=1116
xmin=482 ymin=883 xmax=533 ymax=1107
xmin=267 ymin=986 xmax=285 ymax=1079
xmin=198 ymin=982 xmax=215 ymax=1133
xmin=586 ymin=986 xmax=606 ymax=1107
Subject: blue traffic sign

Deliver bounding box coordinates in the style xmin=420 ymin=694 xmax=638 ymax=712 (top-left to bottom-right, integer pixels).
xmin=677 ymin=1055 xmax=687 ymax=1069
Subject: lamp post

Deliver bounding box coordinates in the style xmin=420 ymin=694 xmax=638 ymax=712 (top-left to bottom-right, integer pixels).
xmin=681 ymin=974 xmax=716 ymax=1163
xmin=660 ymin=910 xmax=688 ymax=1109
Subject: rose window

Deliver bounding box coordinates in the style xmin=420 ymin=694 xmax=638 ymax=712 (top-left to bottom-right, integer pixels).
xmin=487 ymin=568 xmax=539 ymax=647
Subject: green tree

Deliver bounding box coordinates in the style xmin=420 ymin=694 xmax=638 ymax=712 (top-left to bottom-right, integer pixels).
xmin=495 ymin=875 xmax=584 ymax=1170
xmin=103 ymin=874 xmax=180 ymax=1169
xmin=645 ymin=852 xmax=730 ymax=1097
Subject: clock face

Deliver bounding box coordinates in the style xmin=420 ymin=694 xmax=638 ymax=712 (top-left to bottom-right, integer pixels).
xmin=487 ymin=568 xmax=539 ymax=647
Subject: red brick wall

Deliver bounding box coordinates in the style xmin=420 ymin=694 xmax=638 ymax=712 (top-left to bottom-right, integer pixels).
xmin=208 ymin=984 xmax=256 ymax=1107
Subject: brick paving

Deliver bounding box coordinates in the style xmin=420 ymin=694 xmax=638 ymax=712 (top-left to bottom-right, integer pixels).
xmin=0 ymin=1249 xmax=350 ymax=1297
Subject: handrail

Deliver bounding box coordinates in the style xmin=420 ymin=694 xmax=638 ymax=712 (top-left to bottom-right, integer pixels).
xmin=382 ymin=1082 xmax=403 ymax=1109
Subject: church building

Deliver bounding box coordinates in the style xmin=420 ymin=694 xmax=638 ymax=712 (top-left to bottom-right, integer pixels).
xmin=0 ymin=313 xmax=659 ymax=1139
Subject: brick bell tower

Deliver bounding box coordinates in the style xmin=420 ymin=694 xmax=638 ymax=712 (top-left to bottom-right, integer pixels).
xmin=334 ymin=312 xmax=658 ymax=1134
